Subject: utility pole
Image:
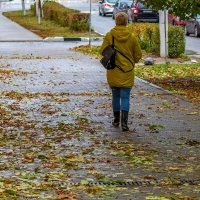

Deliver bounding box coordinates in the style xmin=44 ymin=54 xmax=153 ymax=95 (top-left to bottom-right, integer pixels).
xmin=159 ymin=10 xmax=168 ymax=60
xmin=89 ymin=0 xmax=92 ymax=46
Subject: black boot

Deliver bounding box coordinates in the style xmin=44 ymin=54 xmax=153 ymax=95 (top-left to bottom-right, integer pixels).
xmin=112 ymin=111 xmax=120 ymax=127
xmin=121 ymin=110 xmax=129 ymax=131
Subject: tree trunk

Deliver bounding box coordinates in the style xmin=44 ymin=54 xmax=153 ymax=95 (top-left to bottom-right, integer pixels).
xmin=22 ymin=0 xmax=26 ymax=16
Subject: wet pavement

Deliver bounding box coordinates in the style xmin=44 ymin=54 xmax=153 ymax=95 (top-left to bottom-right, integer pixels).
xmin=0 ymin=41 xmax=200 ymax=199
xmin=0 ymin=1 xmax=200 ymax=199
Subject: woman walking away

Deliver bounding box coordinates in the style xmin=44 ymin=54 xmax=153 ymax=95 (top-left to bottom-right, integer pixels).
xmin=99 ymin=12 xmax=142 ymax=132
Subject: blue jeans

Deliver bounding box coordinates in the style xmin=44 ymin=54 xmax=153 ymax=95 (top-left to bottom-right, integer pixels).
xmin=111 ymin=87 xmax=131 ymax=112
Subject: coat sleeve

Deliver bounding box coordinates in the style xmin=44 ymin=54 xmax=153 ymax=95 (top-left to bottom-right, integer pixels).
xmin=99 ymin=32 xmax=111 ymax=56
xmin=131 ymin=34 xmax=142 ymax=63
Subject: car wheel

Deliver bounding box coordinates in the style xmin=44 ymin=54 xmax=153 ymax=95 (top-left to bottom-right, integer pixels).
xmin=194 ymin=26 xmax=199 ymax=37
xmin=132 ymin=17 xmax=137 ymax=22
xmin=128 ymin=16 xmax=132 ymax=23
xmin=103 ymin=11 xmax=106 ymax=16
xmin=185 ymin=26 xmax=190 ymax=36
xmin=99 ymin=9 xmax=102 ymax=16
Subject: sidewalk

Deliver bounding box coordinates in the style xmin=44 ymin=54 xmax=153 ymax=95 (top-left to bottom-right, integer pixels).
xmin=0 ymin=41 xmax=200 ymax=199
xmin=0 ymin=11 xmax=42 ymax=41
xmin=0 ymin=6 xmax=200 ymax=200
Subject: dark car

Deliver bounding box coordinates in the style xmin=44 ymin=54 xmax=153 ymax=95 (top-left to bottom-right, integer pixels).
xmin=112 ymin=0 xmax=133 ymax=20
xmin=99 ymin=0 xmax=117 ymax=16
xmin=185 ymin=14 xmax=200 ymax=37
xmin=128 ymin=1 xmax=159 ymax=22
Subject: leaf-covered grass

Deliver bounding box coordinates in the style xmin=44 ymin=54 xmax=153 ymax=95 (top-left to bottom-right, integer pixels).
xmin=135 ymin=64 xmax=200 ymax=102
xmin=72 ymin=45 xmax=200 ymax=102
xmin=71 ymin=45 xmax=102 ymax=58
xmin=3 ymin=10 xmax=99 ymax=38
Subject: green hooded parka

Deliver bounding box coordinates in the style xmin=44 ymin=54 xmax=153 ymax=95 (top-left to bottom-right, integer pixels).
xmin=100 ymin=26 xmax=142 ymax=88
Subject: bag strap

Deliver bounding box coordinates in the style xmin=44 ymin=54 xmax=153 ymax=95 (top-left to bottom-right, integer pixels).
xmin=112 ymin=36 xmax=114 ymax=47
xmin=116 ymin=64 xmax=133 ymax=73
xmin=111 ymin=34 xmax=134 ymax=73
xmin=115 ymin=49 xmax=135 ymax=73
xmin=116 ymin=49 xmax=134 ymax=67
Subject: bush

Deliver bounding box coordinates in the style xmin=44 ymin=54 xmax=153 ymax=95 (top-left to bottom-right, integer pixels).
xmin=128 ymin=23 xmax=158 ymax=52
xmin=32 ymin=1 xmax=89 ymax=31
xmin=69 ymin=13 xmax=90 ymax=31
xmin=168 ymin=25 xmax=185 ymax=58
xmin=128 ymin=23 xmax=185 ymax=58
xmin=70 ymin=20 xmax=90 ymax=31
xmin=30 ymin=4 xmax=36 ymax=16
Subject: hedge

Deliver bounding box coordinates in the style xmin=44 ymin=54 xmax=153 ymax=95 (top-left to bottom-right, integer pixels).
xmin=128 ymin=23 xmax=185 ymax=58
xmin=31 ymin=1 xmax=89 ymax=31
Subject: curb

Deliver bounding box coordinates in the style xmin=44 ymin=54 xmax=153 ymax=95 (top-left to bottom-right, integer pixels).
xmin=44 ymin=37 xmax=104 ymax=42
xmin=0 ymin=40 xmax=44 ymax=42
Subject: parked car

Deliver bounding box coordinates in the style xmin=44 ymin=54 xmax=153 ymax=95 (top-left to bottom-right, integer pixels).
xmin=185 ymin=14 xmax=200 ymax=37
xmin=168 ymin=14 xmax=186 ymax=26
xmin=128 ymin=1 xmax=159 ymax=22
xmin=112 ymin=0 xmax=133 ymax=20
xmin=99 ymin=0 xmax=117 ymax=16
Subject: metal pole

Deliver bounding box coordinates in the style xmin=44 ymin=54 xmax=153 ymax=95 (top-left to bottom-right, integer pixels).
xmin=165 ymin=10 xmax=168 ymax=59
xmin=89 ymin=0 xmax=92 ymax=46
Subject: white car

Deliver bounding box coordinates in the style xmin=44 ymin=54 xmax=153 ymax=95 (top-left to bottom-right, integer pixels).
xmin=99 ymin=0 xmax=117 ymax=16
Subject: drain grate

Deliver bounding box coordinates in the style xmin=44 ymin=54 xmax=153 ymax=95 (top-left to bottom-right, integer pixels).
xmin=59 ymin=178 xmax=200 ymax=187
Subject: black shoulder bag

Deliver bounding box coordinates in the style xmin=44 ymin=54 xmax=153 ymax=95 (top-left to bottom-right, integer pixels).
xmin=100 ymin=36 xmax=116 ymax=70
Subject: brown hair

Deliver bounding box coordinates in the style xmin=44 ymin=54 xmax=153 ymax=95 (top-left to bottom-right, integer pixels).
xmin=115 ymin=12 xmax=128 ymax=26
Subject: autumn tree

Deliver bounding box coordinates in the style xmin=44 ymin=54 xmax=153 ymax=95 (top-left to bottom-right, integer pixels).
xmin=145 ymin=0 xmax=200 ymax=19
